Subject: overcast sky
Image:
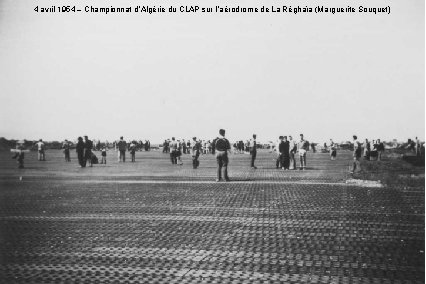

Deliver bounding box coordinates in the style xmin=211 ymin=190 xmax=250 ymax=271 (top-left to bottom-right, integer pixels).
xmin=0 ymin=0 xmax=424 ymax=143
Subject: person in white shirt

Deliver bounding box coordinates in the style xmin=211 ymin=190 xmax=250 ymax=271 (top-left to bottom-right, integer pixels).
xmin=297 ymin=134 xmax=309 ymax=170
xmin=350 ymin=135 xmax=362 ymax=173
xmin=35 ymin=139 xmax=46 ymax=161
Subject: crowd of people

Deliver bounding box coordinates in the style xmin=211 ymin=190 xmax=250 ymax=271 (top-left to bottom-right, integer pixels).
xmin=9 ymin=132 xmax=424 ymax=181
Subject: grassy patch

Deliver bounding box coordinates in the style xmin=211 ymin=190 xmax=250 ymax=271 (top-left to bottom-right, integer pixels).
xmin=352 ymin=155 xmax=424 ymax=188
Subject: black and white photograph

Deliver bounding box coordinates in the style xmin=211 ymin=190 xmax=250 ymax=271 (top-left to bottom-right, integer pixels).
xmin=0 ymin=0 xmax=424 ymax=283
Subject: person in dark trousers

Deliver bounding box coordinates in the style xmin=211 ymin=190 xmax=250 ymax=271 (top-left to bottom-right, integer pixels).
xmin=276 ymin=136 xmax=283 ymax=168
xmin=129 ymin=141 xmax=137 ymax=162
xmin=191 ymin=137 xmax=201 ymax=169
xmin=377 ymin=139 xmax=385 ymax=161
xmin=280 ymin=136 xmax=290 ymax=170
xmin=169 ymin=137 xmax=178 ymax=164
xmin=76 ymin=137 xmax=85 ymax=167
xmin=62 ymin=139 xmax=71 ymax=162
xmin=101 ymin=146 xmax=107 ymax=164
xmin=83 ymin=136 xmax=93 ymax=167
xmin=117 ymin=136 xmax=127 ymax=162
xmin=311 ymin=142 xmax=316 ymax=153
xmin=215 ymin=129 xmax=231 ymax=182
xmin=249 ymin=134 xmax=257 ymax=169
xmin=351 ymin=135 xmax=362 ymax=173
xmin=289 ymin=136 xmax=297 ymax=170
xmin=12 ymin=140 xmax=26 ymax=169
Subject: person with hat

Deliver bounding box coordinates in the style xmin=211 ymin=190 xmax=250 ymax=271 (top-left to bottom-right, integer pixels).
xmin=215 ymin=129 xmax=231 ymax=182
xmin=191 ymin=137 xmax=201 ymax=169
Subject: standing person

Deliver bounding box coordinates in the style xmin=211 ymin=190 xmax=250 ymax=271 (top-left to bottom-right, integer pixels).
xmin=169 ymin=137 xmax=178 ymax=165
xmin=249 ymin=134 xmax=257 ymax=169
xmin=289 ymin=136 xmax=297 ymax=170
xmin=35 ymin=139 xmax=46 ymax=161
xmin=182 ymin=139 xmax=187 ymax=154
xmin=163 ymin=140 xmax=168 ymax=153
xmin=329 ymin=139 xmax=337 ymax=160
xmin=176 ymin=140 xmax=183 ymax=165
xmin=12 ymin=140 xmax=26 ymax=169
xmin=311 ymin=142 xmax=316 ymax=153
xmin=363 ymin=139 xmax=370 ymax=160
xmin=377 ymin=139 xmax=384 ymax=161
xmin=62 ymin=139 xmax=71 ymax=162
xmin=191 ymin=137 xmax=201 ymax=169
xmin=275 ymin=136 xmax=283 ymax=169
xmin=129 ymin=141 xmax=137 ymax=162
xmin=280 ymin=136 xmax=290 ymax=170
xmin=101 ymin=146 xmax=107 ymax=164
xmin=144 ymin=140 xmax=149 ymax=151
xmin=215 ymin=129 xmax=231 ymax=182
xmin=350 ymin=135 xmax=362 ymax=173
xmin=186 ymin=140 xmax=191 ymax=154
xmin=117 ymin=136 xmax=127 ymax=162
xmin=76 ymin=137 xmax=85 ymax=167
xmin=297 ymin=134 xmax=309 ymax=170
xmin=415 ymin=137 xmax=421 ymax=157
xmin=83 ymin=136 xmax=93 ymax=167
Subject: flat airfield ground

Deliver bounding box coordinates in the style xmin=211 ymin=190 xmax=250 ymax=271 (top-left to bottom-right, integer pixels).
xmin=0 ymin=149 xmax=424 ymax=284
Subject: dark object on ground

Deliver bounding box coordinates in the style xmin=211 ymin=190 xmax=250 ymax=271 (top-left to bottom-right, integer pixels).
xmin=91 ymin=153 xmax=99 ymax=164
xmin=403 ymin=154 xmax=425 ymax=167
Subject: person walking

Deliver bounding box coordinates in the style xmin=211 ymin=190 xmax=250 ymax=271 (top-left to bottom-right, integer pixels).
xmin=215 ymin=129 xmax=231 ymax=182
xmin=117 ymin=136 xmax=127 ymax=162
xmin=289 ymin=136 xmax=297 ymax=170
xmin=249 ymin=134 xmax=257 ymax=169
xmin=76 ymin=137 xmax=85 ymax=167
xmin=297 ymin=134 xmax=309 ymax=170
xmin=350 ymin=135 xmax=362 ymax=173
